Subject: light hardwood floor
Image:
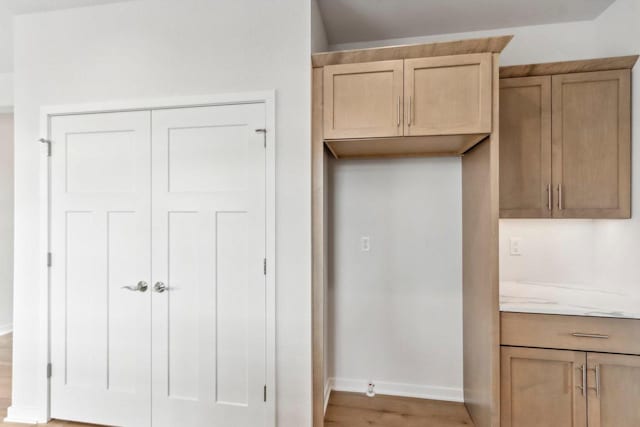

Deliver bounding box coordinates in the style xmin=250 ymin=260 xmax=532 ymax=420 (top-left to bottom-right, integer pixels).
xmin=0 ymin=334 xmax=103 ymax=427
xmin=324 ymin=391 xmax=474 ymax=427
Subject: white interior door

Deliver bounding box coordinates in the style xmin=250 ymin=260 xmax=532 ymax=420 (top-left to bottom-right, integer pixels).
xmin=150 ymin=103 xmax=267 ymax=427
xmin=50 ymin=111 xmax=152 ymax=427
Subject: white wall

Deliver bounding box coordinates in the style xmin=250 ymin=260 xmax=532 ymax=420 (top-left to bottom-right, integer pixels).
xmin=0 ymin=113 xmax=13 ymax=335
xmin=11 ymin=0 xmax=312 ymax=425
xmin=328 ymin=157 xmax=464 ymax=400
xmin=0 ymin=73 xmax=13 ymax=108
xmin=311 ymin=0 xmax=328 ymax=53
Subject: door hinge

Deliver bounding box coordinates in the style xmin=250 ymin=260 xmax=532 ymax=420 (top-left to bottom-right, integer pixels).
xmin=47 ymin=363 xmax=52 ymax=378
xmin=39 ymin=138 xmax=51 ymax=157
xmin=263 ymin=385 xmax=267 ymax=402
xmin=47 ymin=252 xmax=52 ymax=267
xmin=263 ymin=258 xmax=267 ymax=275
xmin=255 ymin=128 xmax=267 ymax=147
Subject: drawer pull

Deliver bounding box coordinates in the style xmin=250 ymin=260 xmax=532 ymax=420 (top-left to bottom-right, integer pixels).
xmin=571 ymin=333 xmax=609 ymax=339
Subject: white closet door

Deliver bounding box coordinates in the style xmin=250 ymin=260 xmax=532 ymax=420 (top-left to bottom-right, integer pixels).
xmin=50 ymin=111 xmax=152 ymax=427
xmin=151 ymin=104 xmax=267 ymax=427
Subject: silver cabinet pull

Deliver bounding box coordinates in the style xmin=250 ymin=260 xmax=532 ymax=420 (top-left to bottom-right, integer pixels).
xmin=571 ymin=333 xmax=610 ymax=339
xmin=547 ymin=184 xmax=552 ymax=211
xmin=587 ymin=365 xmax=601 ymax=397
xmin=558 ymin=184 xmax=563 ymax=210
xmin=396 ymin=96 xmax=401 ymax=127
xmin=408 ymin=95 xmax=412 ymax=126
xmin=576 ymin=365 xmax=586 ymax=396
xmin=121 ymin=281 xmax=148 ymax=292
xmin=153 ymin=282 xmax=168 ymax=293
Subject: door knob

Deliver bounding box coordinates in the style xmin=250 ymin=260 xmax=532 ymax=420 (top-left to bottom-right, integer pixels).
xmin=153 ymin=282 xmax=168 ymax=293
xmin=121 ymin=281 xmax=148 ymax=292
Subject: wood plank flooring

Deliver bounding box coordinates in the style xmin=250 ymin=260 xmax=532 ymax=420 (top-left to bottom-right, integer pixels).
xmin=0 ymin=334 xmax=102 ymax=427
xmin=325 ymin=391 xmax=474 ymax=427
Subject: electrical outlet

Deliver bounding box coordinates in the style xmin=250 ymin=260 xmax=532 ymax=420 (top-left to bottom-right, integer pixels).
xmin=509 ymin=237 xmax=522 ymax=256
xmin=361 ymin=236 xmax=371 ymax=252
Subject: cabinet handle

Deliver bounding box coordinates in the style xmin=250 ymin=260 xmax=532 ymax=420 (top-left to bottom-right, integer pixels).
xmin=576 ymin=365 xmax=586 ymax=396
xmin=587 ymin=365 xmax=601 ymax=397
xmin=557 ymin=184 xmax=563 ymax=210
xmin=547 ymin=184 xmax=552 ymax=211
xmin=571 ymin=333 xmax=610 ymax=339
xmin=408 ymin=96 xmax=412 ymax=126
xmin=397 ymin=96 xmax=401 ymax=127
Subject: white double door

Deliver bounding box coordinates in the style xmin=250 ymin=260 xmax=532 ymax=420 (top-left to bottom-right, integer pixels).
xmin=49 ymin=103 xmax=267 ymax=427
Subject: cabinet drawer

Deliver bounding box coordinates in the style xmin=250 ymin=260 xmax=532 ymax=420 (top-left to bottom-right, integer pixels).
xmin=501 ymin=312 xmax=640 ymax=355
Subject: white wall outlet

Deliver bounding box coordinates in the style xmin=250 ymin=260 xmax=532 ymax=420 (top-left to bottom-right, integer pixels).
xmin=509 ymin=237 xmax=523 ymax=256
xmin=361 ymin=236 xmax=371 ymax=252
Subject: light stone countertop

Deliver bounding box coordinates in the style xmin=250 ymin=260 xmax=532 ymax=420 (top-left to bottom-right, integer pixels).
xmin=500 ymin=281 xmax=640 ymax=319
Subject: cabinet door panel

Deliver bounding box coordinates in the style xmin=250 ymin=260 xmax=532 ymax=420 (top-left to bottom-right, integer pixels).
xmin=405 ymin=53 xmax=492 ymax=136
xmin=324 ymin=60 xmax=403 ymax=139
xmin=551 ymin=70 xmax=631 ymax=218
xmin=501 ymin=346 xmax=587 ymax=427
xmin=499 ymin=76 xmax=552 ymax=218
xmin=587 ymin=353 xmax=640 ymax=427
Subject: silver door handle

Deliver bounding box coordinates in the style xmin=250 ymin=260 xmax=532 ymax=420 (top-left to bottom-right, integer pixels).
xmin=396 ymin=96 xmax=401 ymax=127
xmin=153 ymin=282 xmax=168 ymax=293
xmin=576 ymin=365 xmax=586 ymax=396
xmin=121 ymin=281 xmax=148 ymax=292
xmin=558 ymin=184 xmax=563 ymax=210
xmin=547 ymin=184 xmax=552 ymax=211
xmin=571 ymin=333 xmax=609 ymax=339
xmin=408 ymin=95 xmax=412 ymax=126
xmin=588 ymin=365 xmax=601 ymax=397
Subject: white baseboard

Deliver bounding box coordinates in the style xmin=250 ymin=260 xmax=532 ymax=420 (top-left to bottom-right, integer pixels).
xmin=0 ymin=323 xmax=12 ymax=336
xmin=324 ymin=378 xmax=334 ymax=414
xmin=330 ymin=377 xmax=463 ymax=403
xmin=4 ymin=405 xmax=47 ymax=424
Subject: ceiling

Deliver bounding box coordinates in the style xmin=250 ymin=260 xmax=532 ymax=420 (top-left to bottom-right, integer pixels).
xmin=317 ymin=0 xmax=617 ymax=46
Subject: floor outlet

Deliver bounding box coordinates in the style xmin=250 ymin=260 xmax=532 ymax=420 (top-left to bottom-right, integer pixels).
xmin=366 ymin=382 xmax=375 ymax=397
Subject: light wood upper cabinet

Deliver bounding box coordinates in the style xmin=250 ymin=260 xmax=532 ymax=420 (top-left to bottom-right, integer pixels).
xmin=499 ymin=76 xmax=552 ymax=218
xmin=499 ymin=59 xmax=634 ymax=219
xmin=405 ymin=53 xmax=492 ymax=136
xmin=552 ymin=70 xmax=631 ymax=218
xmin=323 ymin=60 xmax=403 ymax=139
xmin=587 ymin=353 xmax=640 ymax=427
xmin=501 ymin=346 xmax=587 ymax=427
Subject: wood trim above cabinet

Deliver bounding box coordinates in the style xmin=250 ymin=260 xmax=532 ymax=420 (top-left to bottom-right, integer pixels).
xmin=312 ymin=35 xmax=513 ymax=67
xmin=500 ymin=55 xmax=639 ymax=78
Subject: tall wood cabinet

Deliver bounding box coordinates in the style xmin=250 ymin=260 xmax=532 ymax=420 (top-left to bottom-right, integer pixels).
xmin=499 ymin=57 xmax=637 ymax=219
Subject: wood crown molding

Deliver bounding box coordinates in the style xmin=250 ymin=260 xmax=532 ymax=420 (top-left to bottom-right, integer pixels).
xmin=311 ymin=35 xmax=513 ymax=67
xmin=500 ymin=55 xmax=639 ymax=78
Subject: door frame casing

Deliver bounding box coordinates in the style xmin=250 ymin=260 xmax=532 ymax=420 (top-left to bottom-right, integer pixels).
xmin=36 ymin=91 xmax=277 ymax=425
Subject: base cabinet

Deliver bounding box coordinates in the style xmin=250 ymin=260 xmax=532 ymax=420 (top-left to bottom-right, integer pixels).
xmin=587 ymin=353 xmax=640 ymax=427
xmin=502 ymin=347 xmax=640 ymax=427
xmin=501 ymin=347 xmax=586 ymax=427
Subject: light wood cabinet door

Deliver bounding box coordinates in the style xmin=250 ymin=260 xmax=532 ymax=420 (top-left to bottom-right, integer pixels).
xmin=404 ymin=53 xmax=492 ymax=136
xmin=499 ymin=76 xmax=552 ymax=218
xmin=323 ymin=60 xmax=403 ymax=139
xmin=551 ymin=70 xmax=631 ymax=218
xmin=501 ymin=346 xmax=587 ymax=427
xmin=587 ymin=353 xmax=640 ymax=427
